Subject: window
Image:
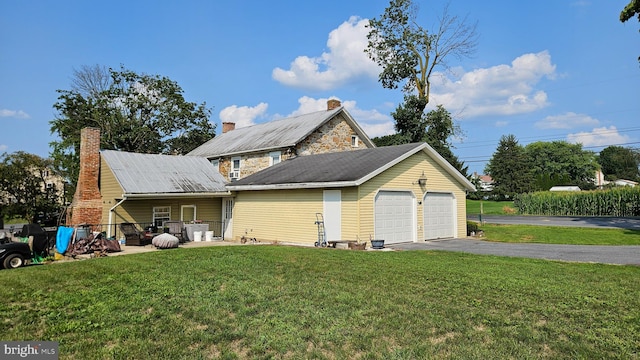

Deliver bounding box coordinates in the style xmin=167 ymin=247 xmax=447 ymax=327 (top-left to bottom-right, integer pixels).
xmin=210 ymin=159 xmax=220 ymax=171
xmin=45 ymin=183 xmax=54 ymax=189
xmin=269 ymin=151 xmax=281 ymax=166
xmin=153 ymin=206 xmax=171 ymax=227
xmin=231 ymin=157 xmax=241 ymax=171
xmin=351 ymin=135 xmax=359 ymax=147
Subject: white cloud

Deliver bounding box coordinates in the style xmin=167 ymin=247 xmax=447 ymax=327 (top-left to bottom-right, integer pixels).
xmin=495 ymin=121 xmax=508 ymax=127
xmin=219 ymin=103 xmax=268 ymax=128
xmin=430 ymin=51 xmax=556 ymax=118
xmin=0 ymin=144 xmax=7 ymax=152
xmin=535 ymin=112 xmax=599 ymax=129
xmin=286 ymin=96 xmax=394 ymax=138
xmin=567 ymin=126 xmax=630 ymax=147
xmin=272 ymin=16 xmax=379 ymax=91
xmin=0 ymin=109 xmax=30 ymax=119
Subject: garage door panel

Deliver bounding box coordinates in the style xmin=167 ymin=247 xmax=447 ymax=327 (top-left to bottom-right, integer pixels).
xmin=375 ymin=191 xmax=414 ymax=244
xmin=423 ymin=192 xmax=455 ymax=240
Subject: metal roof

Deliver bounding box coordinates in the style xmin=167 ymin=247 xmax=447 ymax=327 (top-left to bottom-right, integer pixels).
xmin=187 ymin=107 xmax=373 ymax=158
xmin=101 ymin=150 xmax=228 ymax=195
xmin=226 ymin=142 xmax=475 ymax=191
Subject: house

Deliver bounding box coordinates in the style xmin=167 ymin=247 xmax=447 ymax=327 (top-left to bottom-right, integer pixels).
xmin=593 ymin=170 xmax=637 ymax=188
xmin=187 ymin=99 xmax=374 ymax=182
xmin=549 ymin=186 xmax=581 ymax=192
xmin=472 ymin=172 xmax=493 ymax=192
xmin=67 ymin=102 xmax=474 ymax=245
xmin=226 ymin=142 xmax=475 ymax=245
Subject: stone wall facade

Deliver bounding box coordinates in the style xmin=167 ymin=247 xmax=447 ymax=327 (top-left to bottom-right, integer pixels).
xmin=297 ymin=115 xmax=362 ymax=156
xmin=216 ymin=114 xmax=366 ymax=182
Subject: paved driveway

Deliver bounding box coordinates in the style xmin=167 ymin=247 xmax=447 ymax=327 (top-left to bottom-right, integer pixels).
xmin=389 ymin=239 xmax=640 ymax=265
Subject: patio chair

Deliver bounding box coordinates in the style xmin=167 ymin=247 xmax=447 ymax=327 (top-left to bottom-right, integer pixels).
xmin=119 ymin=223 xmax=146 ymax=246
xmin=163 ymin=221 xmax=185 ymax=243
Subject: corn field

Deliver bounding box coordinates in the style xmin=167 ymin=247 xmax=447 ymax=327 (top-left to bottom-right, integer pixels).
xmin=514 ymin=187 xmax=640 ymax=216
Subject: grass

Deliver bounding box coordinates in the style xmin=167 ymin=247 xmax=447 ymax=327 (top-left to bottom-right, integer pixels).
xmin=478 ymin=223 xmax=640 ymax=245
xmin=466 ymin=199 xmax=515 ymax=216
xmin=1 ymin=246 xmax=639 ymax=359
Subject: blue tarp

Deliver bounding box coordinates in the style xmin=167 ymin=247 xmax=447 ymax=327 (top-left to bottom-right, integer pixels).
xmin=56 ymin=226 xmax=74 ymax=254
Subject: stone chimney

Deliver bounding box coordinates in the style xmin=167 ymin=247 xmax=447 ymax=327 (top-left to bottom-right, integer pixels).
xmin=68 ymin=127 xmax=103 ymax=227
xmin=327 ymin=99 xmax=341 ymax=110
xmin=222 ymin=122 xmax=236 ymax=133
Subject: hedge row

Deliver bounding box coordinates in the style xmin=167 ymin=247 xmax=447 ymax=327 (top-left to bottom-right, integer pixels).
xmin=514 ymin=187 xmax=640 ymax=217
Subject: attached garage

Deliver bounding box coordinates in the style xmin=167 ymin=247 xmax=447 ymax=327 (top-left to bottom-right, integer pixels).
xmin=374 ymin=191 xmax=415 ymax=244
xmin=423 ymin=192 xmax=455 ymax=240
xmin=227 ymin=143 xmax=475 ymax=246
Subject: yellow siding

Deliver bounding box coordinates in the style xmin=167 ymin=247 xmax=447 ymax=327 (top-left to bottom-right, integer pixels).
xmin=99 ymin=156 xmax=125 ymax=225
xmin=231 ymin=150 xmax=468 ymax=245
xmin=357 ymin=151 xmax=468 ymax=240
xmin=232 ymin=189 xmax=324 ymax=245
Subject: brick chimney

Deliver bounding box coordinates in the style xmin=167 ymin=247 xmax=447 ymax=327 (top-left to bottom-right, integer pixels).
xmin=327 ymin=99 xmax=341 ymax=110
xmin=222 ymin=122 xmax=236 ymax=133
xmin=68 ymin=127 xmax=103 ymax=227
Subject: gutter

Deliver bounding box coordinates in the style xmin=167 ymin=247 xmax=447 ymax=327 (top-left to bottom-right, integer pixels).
xmin=226 ymin=181 xmax=358 ymax=191
xmin=108 ymin=198 xmax=127 ymax=238
xmin=123 ymin=192 xmax=231 ymax=199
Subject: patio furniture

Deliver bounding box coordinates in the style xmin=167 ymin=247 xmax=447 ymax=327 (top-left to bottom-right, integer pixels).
xmin=163 ymin=221 xmax=185 ymax=243
xmin=119 ymin=223 xmax=147 ymax=246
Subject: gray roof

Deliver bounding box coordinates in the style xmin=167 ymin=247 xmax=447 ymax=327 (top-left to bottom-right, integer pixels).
xmin=101 ymin=150 xmax=228 ymax=196
xmin=187 ymin=107 xmax=373 ymax=158
xmin=226 ymin=143 xmax=476 ymax=191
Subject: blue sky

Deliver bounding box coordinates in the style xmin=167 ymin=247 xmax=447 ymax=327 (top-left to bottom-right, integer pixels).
xmin=1 ymin=0 xmax=638 ymax=175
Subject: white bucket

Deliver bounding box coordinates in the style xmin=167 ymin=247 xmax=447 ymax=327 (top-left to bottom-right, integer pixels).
xmin=205 ymin=231 xmax=214 ymax=241
xmin=193 ymin=231 xmax=202 ymax=242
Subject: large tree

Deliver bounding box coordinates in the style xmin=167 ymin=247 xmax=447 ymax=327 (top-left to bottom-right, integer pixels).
xmin=366 ymin=0 xmax=476 ymax=175
xmin=598 ymin=145 xmax=640 ymax=182
xmin=485 ymin=135 xmax=533 ymax=199
xmin=423 ymin=104 xmax=467 ymax=176
xmin=366 ymin=0 xmax=478 ymax=110
xmin=524 ymin=141 xmax=598 ymax=190
xmin=50 ymin=65 xmax=215 ymax=187
xmin=0 ymin=152 xmax=62 ymax=222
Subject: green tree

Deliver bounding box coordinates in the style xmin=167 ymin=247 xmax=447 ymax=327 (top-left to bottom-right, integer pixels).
xmin=598 ymin=145 xmax=640 ymax=181
xmin=485 ymin=135 xmax=533 ymax=199
xmin=366 ymin=1 xmax=476 ymax=176
xmin=50 ymin=65 xmax=215 ymax=187
xmin=524 ymin=141 xmax=598 ymax=190
xmin=424 ymin=105 xmax=467 ymax=177
xmin=0 ymin=152 xmax=62 ymax=222
xmin=366 ymin=0 xmax=478 ymax=109
xmin=620 ymin=0 xmax=640 ymax=61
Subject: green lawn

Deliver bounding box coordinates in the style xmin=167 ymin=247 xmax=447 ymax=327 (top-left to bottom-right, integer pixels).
xmin=479 ymin=223 xmax=640 ymax=245
xmin=466 ymin=199 xmax=515 ymax=216
xmin=1 ymin=246 xmax=638 ymax=359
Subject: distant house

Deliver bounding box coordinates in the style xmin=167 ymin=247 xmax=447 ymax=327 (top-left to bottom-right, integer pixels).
xmin=188 ymin=99 xmax=374 ymax=182
xmin=594 ymin=170 xmax=637 ymax=188
xmin=68 ymin=101 xmax=475 ymax=245
xmin=472 ymin=172 xmax=493 ymax=192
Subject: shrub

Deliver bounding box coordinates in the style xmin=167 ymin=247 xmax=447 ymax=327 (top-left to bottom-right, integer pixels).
xmin=467 ymin=221 xmax=479 ymax=236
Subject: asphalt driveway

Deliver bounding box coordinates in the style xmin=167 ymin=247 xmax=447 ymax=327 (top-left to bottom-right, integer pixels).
xmin=389 ymin=239 xmax=640 ymax=265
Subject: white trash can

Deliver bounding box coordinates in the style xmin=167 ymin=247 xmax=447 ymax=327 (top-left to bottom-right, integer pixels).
xmin=193 ymin=231 xmax=202 ymax=242
xmin=205 ymin=231 xmax=214 ymax=241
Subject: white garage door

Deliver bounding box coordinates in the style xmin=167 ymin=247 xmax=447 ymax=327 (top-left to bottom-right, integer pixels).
xmin=423 ymin=192 xmax=455 ymax=240
xmin=374 ymin=191 xmax=414 ymax=244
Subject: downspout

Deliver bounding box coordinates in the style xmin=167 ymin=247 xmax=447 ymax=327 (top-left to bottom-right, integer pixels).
xmin=108 ymin=198 xmax=127 ymax=238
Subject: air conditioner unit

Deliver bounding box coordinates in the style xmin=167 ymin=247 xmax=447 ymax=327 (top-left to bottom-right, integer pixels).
xmin=228 ymin=171 xmax=240 ymax=180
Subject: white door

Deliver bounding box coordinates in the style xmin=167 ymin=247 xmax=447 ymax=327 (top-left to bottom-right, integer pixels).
xmin=374 ymin=191 xmax=415 ymax=244
xmin=423 ymin=192 xmax=455 ymax=240
xmin=323 ymin=190 xmax=341 ymax=241
xmin=222 ymin=198 xmax=233 ymax=239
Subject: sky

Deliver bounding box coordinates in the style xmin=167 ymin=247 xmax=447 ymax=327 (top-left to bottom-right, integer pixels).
xmin=1 ymin=0 xmax=638 ymax=175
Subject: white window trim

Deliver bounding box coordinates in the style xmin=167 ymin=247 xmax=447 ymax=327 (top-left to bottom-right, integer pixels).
xmin=269 ymin=151 xmax=281 ymax=166
xmin=210 ymin=159 xmax=220 ymax=171
xmin=153 ymin=206 xmax=171 ymax=227
xmin=231 ymin=156 xmax=241 ymax=171
xmin=181 ymin=205 xmax=197 ymax=222
xmin=351 ymin=135 xmax=359 ymax=147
